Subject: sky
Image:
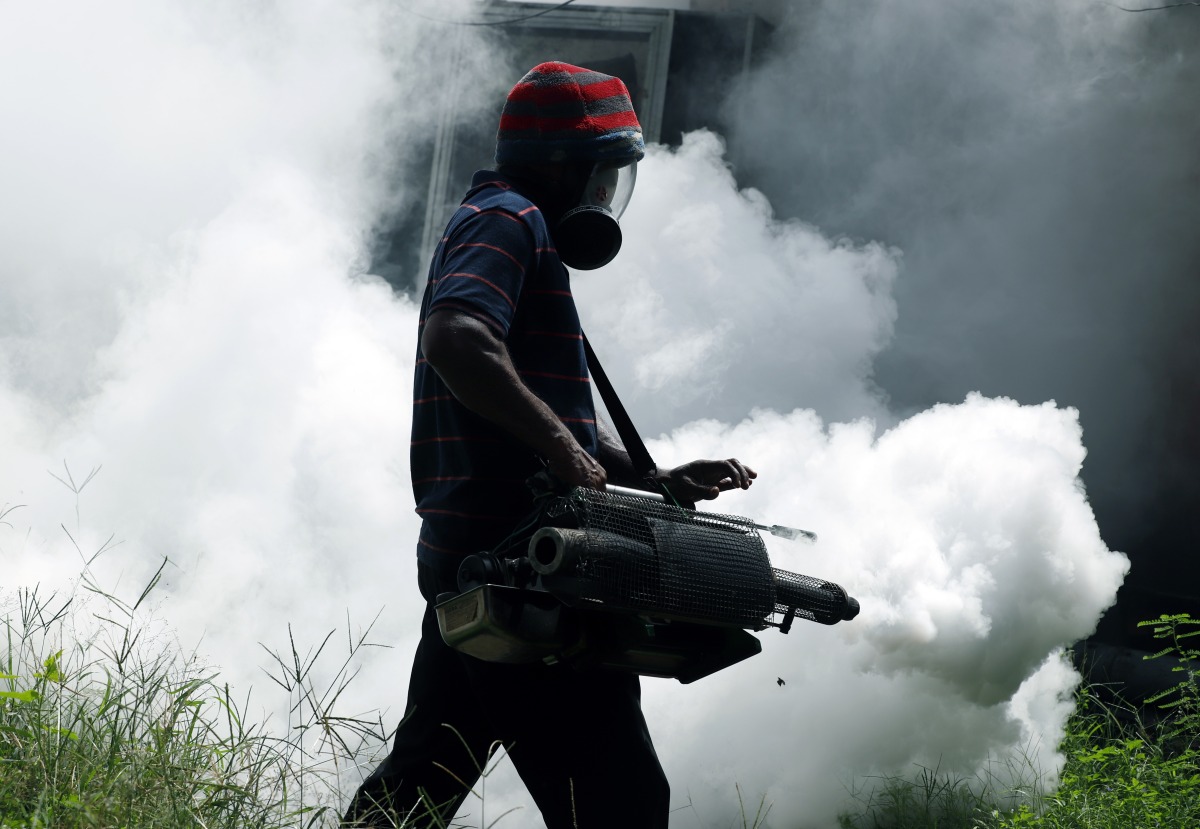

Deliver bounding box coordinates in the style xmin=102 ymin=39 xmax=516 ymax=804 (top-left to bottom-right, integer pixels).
xmin=3 ymin=0 xmax=1190 ymax=826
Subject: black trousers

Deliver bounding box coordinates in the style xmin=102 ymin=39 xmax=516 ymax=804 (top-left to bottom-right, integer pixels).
xmin=342 ymin=556 xmax=670 ymax=828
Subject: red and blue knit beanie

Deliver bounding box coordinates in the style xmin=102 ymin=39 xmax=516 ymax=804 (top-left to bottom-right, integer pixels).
xmin=496 ymin=62 xmax=645 ymax=167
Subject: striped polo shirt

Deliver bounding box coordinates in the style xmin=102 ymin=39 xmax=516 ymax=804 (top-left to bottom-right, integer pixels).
xmin=412 ymin=171 xmax=599 ymax=562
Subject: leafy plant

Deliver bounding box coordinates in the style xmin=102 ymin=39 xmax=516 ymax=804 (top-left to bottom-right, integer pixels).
xmin=838 ymin=620 xmax=1200 ymax=829
xmin=1139 ymin=613 xmax=1200 ymax=748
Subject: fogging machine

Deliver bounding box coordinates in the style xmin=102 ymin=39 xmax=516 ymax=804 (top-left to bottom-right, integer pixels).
xmin=436 ymin=484 xmax=859 ymax=683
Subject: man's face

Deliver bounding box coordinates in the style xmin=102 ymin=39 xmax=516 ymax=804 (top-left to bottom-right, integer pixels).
xmin=580 ymin=163 xmax=636 ymax=219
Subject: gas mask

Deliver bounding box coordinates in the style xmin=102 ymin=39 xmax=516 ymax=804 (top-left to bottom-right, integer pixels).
xmin=554 ymin=161 xmax=637 ymax=271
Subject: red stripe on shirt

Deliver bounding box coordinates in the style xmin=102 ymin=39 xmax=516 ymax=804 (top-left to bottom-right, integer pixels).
xmin=449 ymin=242 xmax=525 ymax=273
xmin=411 ymin=436 xmax=501 ymax=446
xmin=412 ymin=475 xmax=527 ymax=485
xmin=418 ymin=537 xmax=467 ymax=555
xmin=441 ymin=272 xmax=517 ymax=309
xmin=476 ymin=208 xmax=524 ymax=224
xmin=426 ymin=302 xmax=507 ymax=337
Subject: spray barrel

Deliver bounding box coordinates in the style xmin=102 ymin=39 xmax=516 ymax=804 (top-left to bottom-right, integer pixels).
xmin=772 ymin=568 xmax=860 ymax=627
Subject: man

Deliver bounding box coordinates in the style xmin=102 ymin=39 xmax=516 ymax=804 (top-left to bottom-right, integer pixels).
xmin=343 ymin=62 xmax=756 ymax=829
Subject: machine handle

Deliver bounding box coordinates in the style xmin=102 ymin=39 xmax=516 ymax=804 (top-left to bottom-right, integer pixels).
xmin=604 ymin=483 xmax=665 ymax=501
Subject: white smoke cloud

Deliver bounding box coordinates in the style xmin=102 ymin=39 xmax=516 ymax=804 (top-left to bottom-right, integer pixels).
xmin=723 ymin=0 xmax=1200 ymax=577
xmin=578 ymin=131 xmax=899 ymax=433
xmin=0 ymin=0 xmax=500 ymax=779
xmin=636 ymin=397 xmax=1126 ymax=826
xmin=0 ymin=2 xmax=1131 ymax=828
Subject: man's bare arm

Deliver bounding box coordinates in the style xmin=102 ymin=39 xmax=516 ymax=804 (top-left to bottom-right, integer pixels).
xmin=596 ymin=418 xmax=641 ymax=486
xmin=596 ymin=418 xmax=757 ymax=502
xmin=421 ymin=308 xmax=606 ymax=489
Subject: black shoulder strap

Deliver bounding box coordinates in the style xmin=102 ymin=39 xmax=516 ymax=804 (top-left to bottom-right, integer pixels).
xmin=581 ymin=333 xmax=657 ymax=479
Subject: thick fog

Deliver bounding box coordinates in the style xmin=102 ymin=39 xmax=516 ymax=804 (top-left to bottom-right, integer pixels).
xmin=0 ymin=1 xmax=1145 ymax=827
xmin=720 ymin=0 xmax=1200 ymax=602
xmin=566 ymin=133 xmax=1127 ymax=826
xmin=0 ymin=0 xmax=503 ymax=802
xmin=579 ymin=131 xmax=898 ymax=430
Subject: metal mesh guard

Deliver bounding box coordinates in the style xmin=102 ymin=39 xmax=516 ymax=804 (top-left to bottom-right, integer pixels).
xmin=543 ymin=488 xmax=777 ymax=629
xmin=772 ymin=568 xmax=851 ymax=626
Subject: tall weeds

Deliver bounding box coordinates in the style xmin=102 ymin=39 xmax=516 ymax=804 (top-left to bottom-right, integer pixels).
xmin=0 ymin=542 xmax=391 ymax=828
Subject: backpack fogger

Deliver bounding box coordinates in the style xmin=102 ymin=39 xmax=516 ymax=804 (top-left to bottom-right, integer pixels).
xmin=434 ymin=336 xmax=860 ymax=684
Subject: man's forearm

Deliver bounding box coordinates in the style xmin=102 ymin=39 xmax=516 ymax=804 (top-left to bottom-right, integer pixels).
xmin=421 ymin=309 xmax=605 ymax=488
xmin=596 ymin=419 xmax=649 ymax=488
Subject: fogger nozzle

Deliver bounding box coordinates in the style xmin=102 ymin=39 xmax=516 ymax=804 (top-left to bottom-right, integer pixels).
xmin=773 ymin=569 xmax=859 ymax=626
xmin=762 ymin=523 xmax=817 ymax=542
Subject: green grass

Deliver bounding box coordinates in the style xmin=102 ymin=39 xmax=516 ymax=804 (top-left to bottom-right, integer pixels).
xmin=4 ymin=530 xmax=1199 ymax=829
xmin=0 ymin=551 xmax=391 ymax=829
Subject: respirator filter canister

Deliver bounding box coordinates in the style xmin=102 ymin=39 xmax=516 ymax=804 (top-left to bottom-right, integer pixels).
xmin=555 ymin=161 xmax=637 ymax=271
